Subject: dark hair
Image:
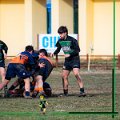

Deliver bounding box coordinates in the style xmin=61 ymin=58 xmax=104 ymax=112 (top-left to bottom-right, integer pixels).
xmin=58 ymin=26 xmax=68 ymax=34
xmin=25 ymin=45 xmax=34 ymax=52
xmin=39 ymin=49 xmax=48 ymax=56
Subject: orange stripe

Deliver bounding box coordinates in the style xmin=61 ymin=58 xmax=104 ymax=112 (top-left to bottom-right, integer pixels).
xmin=34 ymin=87 xmax=43 ymax=92
xmin=42 ymin=56 xmax=54 ymax=66
xmin=11 ymin=54 xmax=28 ymax=64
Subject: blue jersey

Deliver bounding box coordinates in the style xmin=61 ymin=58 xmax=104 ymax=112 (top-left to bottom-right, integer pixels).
xmin=35 ymin=56 xmax=53 ymax=81
xmin=11 ymin=51 xmax=35 ymax=65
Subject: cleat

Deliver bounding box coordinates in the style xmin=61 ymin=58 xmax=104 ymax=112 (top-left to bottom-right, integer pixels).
xmin=23 ymin=91 xmax=32 ymax=99
xmin=32 ymin=91 xmax=38 ymax=98
xmin=79 ymin=92 xmax=86 ymax=97
xmin=24 ymin=95 xmax=32 ymax=99
xmin=59 ymin=93 xmax=68 ymax=97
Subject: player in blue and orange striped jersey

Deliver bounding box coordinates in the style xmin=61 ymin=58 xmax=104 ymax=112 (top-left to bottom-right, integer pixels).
xmin=32 ymin=49 xmax=54 ymax=97
xmin=0 ymin=45 xmax=35 ymax=98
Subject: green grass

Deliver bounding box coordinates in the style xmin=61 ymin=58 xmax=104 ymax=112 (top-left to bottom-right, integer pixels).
xmin=0 ymin=68 xmax=120 ymax=120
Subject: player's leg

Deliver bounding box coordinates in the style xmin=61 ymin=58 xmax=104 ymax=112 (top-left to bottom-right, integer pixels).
xmin=0 ymin=79 xmax=9 ymax=97
xmin=73 ymin=68 xmax=86 ymax=97
xmin=34 ymin=75 xmax=44 ymax=93
xmin=0 ymin=67 xmax=6 ymax=82
xmin=9 ymin=79 xmax=19 ymax=90
xmin=62 ymin=69 xmax=70 ymax=95
xmin=33 ymin=68 xmax=47 ymax=97
xmin=23 ymin=77 xmax=31 ymax=98
xmin=0 ymin=79 xmax=9 ymax=90
xmin=1 ymin=63 xmax=15 ymax=96
xmin=15 ymin=64 xmax=31 ymax=98
xmin=43 ymin=82 xmax=52 ymax=97
xmin=73 ymin=68 xmax=84 ymax=88
xmin=0 ymin=62 xmax=7 ymax=91
xmin=0 ymin=67 xmax=8 ymax=95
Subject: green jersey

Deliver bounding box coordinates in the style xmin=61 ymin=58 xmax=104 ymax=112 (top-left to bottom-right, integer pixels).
xmin=54 ymin=35 xmax=80 ymax=59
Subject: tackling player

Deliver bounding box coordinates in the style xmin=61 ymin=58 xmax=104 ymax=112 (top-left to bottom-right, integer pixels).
xmin=0 ymin=45 xmax=35 ymax=98
xmin=32 ymin=49 xmax=53 ymax=97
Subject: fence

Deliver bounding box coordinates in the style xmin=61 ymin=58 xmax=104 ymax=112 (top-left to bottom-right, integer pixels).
xmin=6 ymin=54 xmax=120 ymax=70
xmin=55 ymin=54 xmax=120 ymax=70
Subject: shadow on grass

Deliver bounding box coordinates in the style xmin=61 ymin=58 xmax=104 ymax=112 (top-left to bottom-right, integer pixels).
xmin=0 ymin=92 xmax=116 ymax=99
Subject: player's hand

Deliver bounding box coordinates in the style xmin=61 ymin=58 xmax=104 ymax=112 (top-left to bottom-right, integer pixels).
xmin=50 ymin=53 xmax=54 ymax=57
xmin=4 ymin=53 xmax=7 ymax=59
xmin=38 ymin=62 xmax=45 ymax=68
xmin=64 ymin=54 xmax=70 ymax=58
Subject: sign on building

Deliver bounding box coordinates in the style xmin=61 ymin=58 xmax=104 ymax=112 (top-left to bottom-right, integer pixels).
xmin=38 ymin=34 xmax=78 ymax=55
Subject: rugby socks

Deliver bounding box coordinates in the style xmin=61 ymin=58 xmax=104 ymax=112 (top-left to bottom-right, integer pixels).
xmin=9 ymin=85 xmax=16 ymax=90
xmin=34 ymin=87 xmax=45 ymax=98
xmin=34 ymin=87 xmax=43 ymax=93
xmin=80 ymin=88 xmax=85 ymax=93
xmin=64 ymin=89 xmax=68 ymax=96
xmin=4 ymin=85 xmax=8 ymax=97
xmin=79 ymin=88 xmax=86 ymax=97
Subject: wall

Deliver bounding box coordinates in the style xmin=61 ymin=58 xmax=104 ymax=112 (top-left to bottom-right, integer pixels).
xmin=32 ymin=0 xmax=47 ymax=49
xmin=0 ymin=0 xmax=119 ymax=56
xmin=0 ymin=0 xmax=25 ymax=56
xmin=86 ymin=0 xmax=94 ymax=54
xmin=116 ymin=1 xmax=120 ymax=54
xmin=93 ymin=0 xmax=120 ymax=55
xmin=59 ymin=0 xmax=73 ymax=33
xmin=51 ymin=0 xmax=59 ymax=33
xmin=78 ymin=0 xmax=87 ymax=55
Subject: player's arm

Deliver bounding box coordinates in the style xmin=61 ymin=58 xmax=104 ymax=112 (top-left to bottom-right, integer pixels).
xmin=51 ymin=41 xmax=61 ymax=57
xmin=38 ymin=59 xmax=45 ymax=68
xmin=69 ymin=39 xmax=80 ymax=57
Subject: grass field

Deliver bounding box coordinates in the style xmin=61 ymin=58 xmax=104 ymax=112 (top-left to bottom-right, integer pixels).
xmin=0 ymin=67 xmax=120 ymax=120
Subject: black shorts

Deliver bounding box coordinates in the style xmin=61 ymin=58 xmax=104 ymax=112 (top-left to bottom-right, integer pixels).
xmin=0 ymin=61 xmax=5 ymax=68
xmin=34 ymin=61 xmax=53 ymax=81
xmin=63 ymin=57 xmax=80 ymax=71
xmin=34 ymin=68 xmax=47 ymax=81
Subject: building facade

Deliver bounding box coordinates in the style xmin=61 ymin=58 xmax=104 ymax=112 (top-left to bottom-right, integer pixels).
xmin=0 ymin=0 xmax=120 ymax=56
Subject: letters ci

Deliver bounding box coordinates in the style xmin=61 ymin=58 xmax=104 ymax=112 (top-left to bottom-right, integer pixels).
xmin=42 ymin=36 xmax=60 ymax=48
